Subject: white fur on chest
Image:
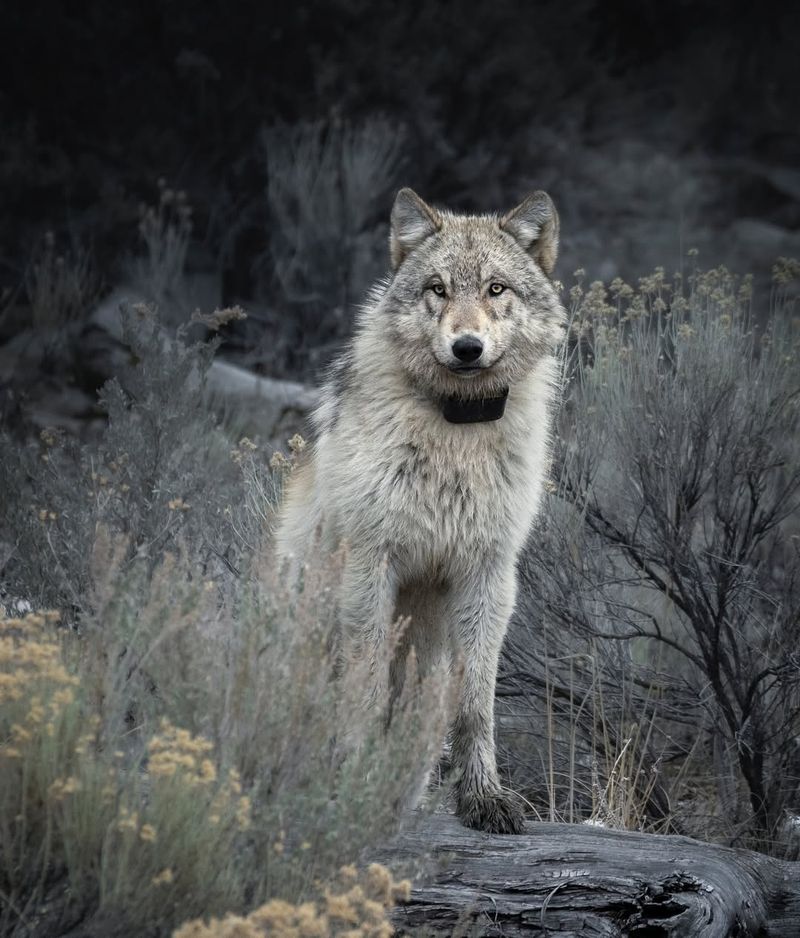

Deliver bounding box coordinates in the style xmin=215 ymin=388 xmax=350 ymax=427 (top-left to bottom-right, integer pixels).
xmin=317 ymin=359 xmax=555 ymax=579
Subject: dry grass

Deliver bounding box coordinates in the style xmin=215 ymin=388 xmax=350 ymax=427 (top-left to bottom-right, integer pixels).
xmin=24 ymin=231 xmax=99 ymax=334
xmin=133 ymin=180 xmax=194 ymax=308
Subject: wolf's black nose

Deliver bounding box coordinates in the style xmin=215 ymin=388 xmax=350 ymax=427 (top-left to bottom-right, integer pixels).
xmin=452 ymin=336 xmax=483 ymax=363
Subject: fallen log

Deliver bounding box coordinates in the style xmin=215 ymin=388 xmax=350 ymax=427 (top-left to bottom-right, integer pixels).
xmin=373 ymin=812 xmax=800 ymax=936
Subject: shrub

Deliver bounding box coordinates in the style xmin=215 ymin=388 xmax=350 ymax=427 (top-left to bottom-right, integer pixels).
xmin=24 ymin=231 xmax=99 ymax=335
xmin=132 ymin=180 xmax=194 ymax=312
xmin=1 ymin=610 xmax=249 ymax=933
xmin=173 ymin=863 xmax=410 ymax=938
xmin=252 ymin=117 xmax=405 ymax=376
xmin=0 ymin=307 xmax=451 ymax=937
xmin=0 ymin=540 xmax=448 ymax=937
xmin=0 ymin=302 xmax=239 ymax=610
xmin=504 ymin=260 xmax=800 ymax=853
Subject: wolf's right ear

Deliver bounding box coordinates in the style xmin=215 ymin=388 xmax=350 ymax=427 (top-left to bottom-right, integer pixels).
xmin=390 ymin=188 xmax=442 ymax=271
xmin=500 ymin=191 xmax=560 ymax=277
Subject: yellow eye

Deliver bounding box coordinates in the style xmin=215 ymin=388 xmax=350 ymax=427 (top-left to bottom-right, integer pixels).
xmin=430 ymin=283 xmax=446 ymax=297
xmin=489 ymin=282 xmax=506 ymax=296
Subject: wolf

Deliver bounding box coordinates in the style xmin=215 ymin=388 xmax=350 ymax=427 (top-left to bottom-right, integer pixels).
xmin=276 ymin=188 xmax=565 ymax=834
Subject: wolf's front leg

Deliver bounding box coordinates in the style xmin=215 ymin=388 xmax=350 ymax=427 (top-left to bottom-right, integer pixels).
xmin=449 ymin=561 xmax=526 ymax=834
xmin=339 ymin=548 xmax=399 ymax=707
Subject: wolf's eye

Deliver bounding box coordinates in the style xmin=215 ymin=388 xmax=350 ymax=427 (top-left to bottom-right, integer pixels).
xmin=430 ymin=283 xmax=446 ymax=297
xmin=489 ymin=282 xmax=506 ymax=296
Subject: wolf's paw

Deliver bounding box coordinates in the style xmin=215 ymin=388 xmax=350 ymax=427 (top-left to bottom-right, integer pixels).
xmin=456 ymin=787 xmax=526 ymax=835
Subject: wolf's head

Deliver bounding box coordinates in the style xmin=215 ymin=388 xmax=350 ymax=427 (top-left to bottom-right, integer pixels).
xmin=376 ymin=188 xmax=565 ymax=399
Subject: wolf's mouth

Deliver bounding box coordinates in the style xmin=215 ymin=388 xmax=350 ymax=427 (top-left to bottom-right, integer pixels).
xmin=445 ymin=351 xmax=505 ymax=377
xmin=448 ymin=365 xmax=483 ymax=377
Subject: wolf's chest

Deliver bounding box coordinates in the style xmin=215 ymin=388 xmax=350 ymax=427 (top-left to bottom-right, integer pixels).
xmin=327 ymin=387 xmax=550 ymax=568
xmin=369 ymin=426 xmax=536 ymax=558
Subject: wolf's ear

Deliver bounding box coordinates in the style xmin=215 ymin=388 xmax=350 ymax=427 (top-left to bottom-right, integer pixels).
xmin=390 ymin=188 xmax=442 ymax=270
xmin=500 ymin=191 xmax=559 ymax=277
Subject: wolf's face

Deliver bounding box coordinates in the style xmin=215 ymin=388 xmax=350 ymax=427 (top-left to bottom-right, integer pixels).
xmin=380 ymin=189 xmax=565 ymax=398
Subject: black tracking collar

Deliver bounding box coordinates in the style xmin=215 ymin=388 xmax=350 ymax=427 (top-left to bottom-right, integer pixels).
xmin=442 ymin=387 xmax=509 ymax=424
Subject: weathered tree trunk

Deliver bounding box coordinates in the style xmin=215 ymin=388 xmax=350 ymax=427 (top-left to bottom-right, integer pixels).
xmin=373 ymin=813 xmax=800 ymax=936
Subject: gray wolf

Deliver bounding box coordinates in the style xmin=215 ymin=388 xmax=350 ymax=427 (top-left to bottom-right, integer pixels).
xmin=276 ymin=188 xmax=565 ymax=833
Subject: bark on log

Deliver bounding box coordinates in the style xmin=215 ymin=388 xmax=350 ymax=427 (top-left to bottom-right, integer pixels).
xmin=373 ymin=812 xmax=800 ymax=937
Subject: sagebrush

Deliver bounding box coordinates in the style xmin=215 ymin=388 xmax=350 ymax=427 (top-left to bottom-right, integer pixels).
xmin=504 ymin=257 xmax=800 ymax=854
xmin=0 ymin=305 xmax=450 ymax=937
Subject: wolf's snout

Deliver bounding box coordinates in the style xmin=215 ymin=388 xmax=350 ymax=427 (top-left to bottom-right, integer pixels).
xmin=452 ymin=335 xmax=483 ymax=363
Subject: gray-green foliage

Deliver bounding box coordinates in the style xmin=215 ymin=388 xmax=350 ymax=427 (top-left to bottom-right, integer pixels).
xmin=506 ymin=263 xmax=800 ymax=853
xmin=0 ymin=304 xmax=450 ymax=937
xmin=0 ymin=303 xmax=240 ymax=610
xmin=252 ymin=117 xmax=405 ymax=374
xmin=25 ymin=231 xmax=99 ymax=334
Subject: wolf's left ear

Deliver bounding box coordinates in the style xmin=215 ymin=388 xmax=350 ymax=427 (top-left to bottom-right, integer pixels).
xmin=390 ymin=188 xmax=442 ymax=270
xmin=500 ymin=191 xmax=559 ymax=277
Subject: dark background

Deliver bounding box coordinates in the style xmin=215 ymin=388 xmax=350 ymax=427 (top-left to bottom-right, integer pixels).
xmin=2 ymin=0 xmax=799 ymax=380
